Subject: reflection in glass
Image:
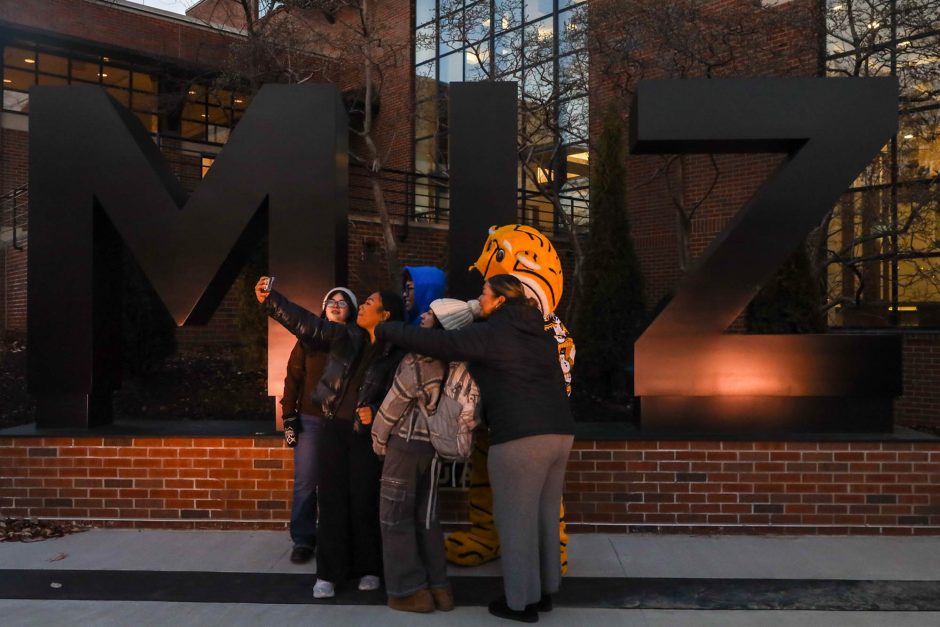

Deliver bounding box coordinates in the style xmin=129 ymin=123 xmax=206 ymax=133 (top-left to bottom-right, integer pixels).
xmin=825 ymin=1 xmax=940 ymax=327
xmin=524 ymin=0 xmax=552 ymax=23
xmin=416 ymin=0 xmax=435 ymax=26
xmin=2 ymin=90 xmax=28 ymax=113
xmin=417 ymin=24 xmax=437 ymax=64
xmin=559 ymin=7 xmax=586 ymax=55
xmin=439 ymin=52 xmax=463 ymax=83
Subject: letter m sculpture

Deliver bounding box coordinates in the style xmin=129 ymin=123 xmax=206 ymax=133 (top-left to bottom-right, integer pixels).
xmin=28 ymin=85 xmax=348 ymax=428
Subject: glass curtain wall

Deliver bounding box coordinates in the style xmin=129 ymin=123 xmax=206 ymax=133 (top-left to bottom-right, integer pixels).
xmin=414 ymin=0 xmax=589 ymax=230
xmin=826 ymin=0 xmax=940 ymax=328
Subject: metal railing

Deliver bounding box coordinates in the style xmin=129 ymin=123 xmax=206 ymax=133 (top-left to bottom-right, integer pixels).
xmin=0 ymin=140 xmax=590 ymax=249
xmin=0 ymin=185 xmax=27 ymax=251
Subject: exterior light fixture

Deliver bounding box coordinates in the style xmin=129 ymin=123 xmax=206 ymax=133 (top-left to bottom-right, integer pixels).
xmin=24 ymin=58 xmax=35 ymax=64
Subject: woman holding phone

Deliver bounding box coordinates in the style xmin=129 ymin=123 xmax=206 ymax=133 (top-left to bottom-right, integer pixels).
xmin=256 ymin=277 xmax=405 ymax=599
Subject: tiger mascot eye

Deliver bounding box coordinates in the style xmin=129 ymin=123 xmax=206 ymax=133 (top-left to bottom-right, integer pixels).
xmin=444 ymin=224 xmax=574 ymax=574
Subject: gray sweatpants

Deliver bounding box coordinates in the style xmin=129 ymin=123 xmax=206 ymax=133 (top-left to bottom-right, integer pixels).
xmin=488 ymin=433 xmax=574 ymax=611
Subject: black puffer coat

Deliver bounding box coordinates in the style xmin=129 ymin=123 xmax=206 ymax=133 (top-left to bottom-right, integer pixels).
xmin=266 ymin=291 xmax=405 ymax=419
xmin=375 ymin=302 xmax=575 ymax=445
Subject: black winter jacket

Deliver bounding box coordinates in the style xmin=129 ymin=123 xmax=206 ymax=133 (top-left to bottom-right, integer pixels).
xmin=375 ymin=302 xmax=575 ymax=445
xmin=280 ymin=340 xmax=328 ymax=418
xmin=266 ymin=291 xmax=405 ymax=420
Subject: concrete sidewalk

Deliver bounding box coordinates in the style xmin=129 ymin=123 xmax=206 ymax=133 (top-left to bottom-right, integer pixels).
xmin=1 ymin=530 xmax=938 ymax=625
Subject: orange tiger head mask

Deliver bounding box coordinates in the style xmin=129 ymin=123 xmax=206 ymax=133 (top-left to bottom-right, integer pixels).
xmin=470 ymin=224 xmax=564 ymax=315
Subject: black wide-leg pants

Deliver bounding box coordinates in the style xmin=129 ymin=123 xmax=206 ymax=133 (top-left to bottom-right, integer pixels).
xmin=314 ymin=418 xmax=383 ymax=584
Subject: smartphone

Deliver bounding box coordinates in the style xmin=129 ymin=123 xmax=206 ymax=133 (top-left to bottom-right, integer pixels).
xmin=262 ymin=276 xmax=276 ymax=293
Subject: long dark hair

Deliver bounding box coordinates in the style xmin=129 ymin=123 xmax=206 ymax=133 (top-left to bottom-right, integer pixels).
xmin=378 ymin=290 xmax=406 ymax=322
xmin=487 ymin=274 xmax=540 ymax=309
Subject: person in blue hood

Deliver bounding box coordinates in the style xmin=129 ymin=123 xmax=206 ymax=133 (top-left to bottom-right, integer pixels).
xmin=402 ymin=266 xmax=446 ymax=326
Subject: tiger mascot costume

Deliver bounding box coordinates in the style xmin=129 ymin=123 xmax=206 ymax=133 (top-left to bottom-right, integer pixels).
xmin=444 ymin=224 xmax=575 ymax=573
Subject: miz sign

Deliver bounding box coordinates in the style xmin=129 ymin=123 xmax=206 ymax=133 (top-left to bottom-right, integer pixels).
xmin=27 ymin=80 xmax=900 ymax=432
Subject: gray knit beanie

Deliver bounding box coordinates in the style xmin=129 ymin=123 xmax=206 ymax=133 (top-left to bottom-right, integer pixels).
xmin=429 ymin=298 xmax=477 ymax=330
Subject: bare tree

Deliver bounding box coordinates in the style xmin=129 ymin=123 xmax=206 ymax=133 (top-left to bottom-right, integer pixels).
xmin=822 ymin=0 xmax=940 ymax=324
xmin=579 ymin=0 xmax=821 ymax=274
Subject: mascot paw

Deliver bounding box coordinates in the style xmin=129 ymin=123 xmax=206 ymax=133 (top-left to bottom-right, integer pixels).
xmin=444 ymin=531 xmax=501 ymax=566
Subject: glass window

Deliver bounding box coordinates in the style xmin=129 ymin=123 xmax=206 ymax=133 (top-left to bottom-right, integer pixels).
xmin=3 ymin=90 xmax=28 ymax=113
xmin=558 ymin=52 xmax=586 ymax=97
xmin=181 ymin=119 xmax=206 ymax=141
xmin=37 ymin=73 xmax=67 ymax=86
xmin=70 ymin=59 xmax=100 ymax=83
xmin=559 ymin=7 xmax=585 ymax=55
xmin=465 ymin=41 xmax=490 ymax=81
xmin=523 ymin=61 xmax=554 ymax=100
xmin=136 ymin=112 xmax=158 ymax=133
xmin=416 ymin=0 xmax=436 ymax=27
xmin=132 ymin=92 xmax=158 ymax=114
xmin=417 ymin=23 xmax=437 ymax=64
xmin=101 ymin=65 xmax=130 ymax=88
xmin=525 ymin=0 xmax=553 ymax=23
xmin=439 ymin=52 xmax=463 ymax=83
xmin=559 ymin=96 xmax=587 ymax=144
xmin=4 ymin=47 xmax=36 ymax=71
xmin=132 ymin=72 xmax=156 ymax=93
xmin=39 ymin=53 xmax=68 ymax=77
xmin=2 ymin=68 xmax=34 ymax=91
xmin=105 ymin=86 xmax=130 ymax=107
xmin=465 ymin=2 xmax=492 ymax=44
xmin=494 ymin=29 xmax=523 ymax=75
xmin=525 ymin=16 xmax=554 ymax=65
xmin=412 ymin=0 xmax=591 ymax=229
xmin=495 ymin=2 xmax=520 ymax=33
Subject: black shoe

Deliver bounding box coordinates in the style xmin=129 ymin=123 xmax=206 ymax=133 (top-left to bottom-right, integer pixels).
xmin=526 ymin=594 xmax=552 ymax=613
xmin=488 ymin=597 xmax=538 ymax=623
xmin=290 ymin=545 xmax=314 ymax=564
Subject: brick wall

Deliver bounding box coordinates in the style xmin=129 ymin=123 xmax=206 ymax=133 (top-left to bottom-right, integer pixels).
xmin=896 ymin=334 xmax=940 ymax=431
xmin=2 ymin=436 xmax=937 ymax=533
xmin=0 ymin=0 xmax=237 ymax=69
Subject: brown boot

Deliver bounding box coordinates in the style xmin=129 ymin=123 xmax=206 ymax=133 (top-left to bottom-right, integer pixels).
xmin=387 ymin=589 xmax=434 ymax=613
xmin=430 ymin=586 xmax=455 ymax=611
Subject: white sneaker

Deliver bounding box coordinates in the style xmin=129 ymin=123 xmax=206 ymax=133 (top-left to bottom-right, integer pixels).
xmin=358 ymin=575 xmax=380 ymax=591
xmin=313 ymin=579 xmax=335 ymax=599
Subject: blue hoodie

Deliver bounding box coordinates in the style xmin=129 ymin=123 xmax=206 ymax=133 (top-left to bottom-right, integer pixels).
xmin=403 ymin=266 xmax=446 ymax=325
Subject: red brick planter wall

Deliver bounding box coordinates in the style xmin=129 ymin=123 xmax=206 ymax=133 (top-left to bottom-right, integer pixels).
xmin=2 ymin=435 xmax=937 ymax=534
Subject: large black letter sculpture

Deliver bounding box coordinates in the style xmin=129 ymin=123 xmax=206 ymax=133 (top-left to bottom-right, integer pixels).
xmin=448 ymin=82 xmax=518 ymax=300
xmin=631 ymin=78 xmax=901 ymax=432
xmin=28 ymin=84 xmax=348 ymax=428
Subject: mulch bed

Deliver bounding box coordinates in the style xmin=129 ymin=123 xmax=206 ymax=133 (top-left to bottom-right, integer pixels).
xmin=0 ymin=518 xmax=88 ymax=543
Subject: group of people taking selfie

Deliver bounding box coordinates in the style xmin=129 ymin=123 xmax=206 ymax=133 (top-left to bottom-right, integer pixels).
xmin=254 ymin=264 xmax=575 ymax=623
